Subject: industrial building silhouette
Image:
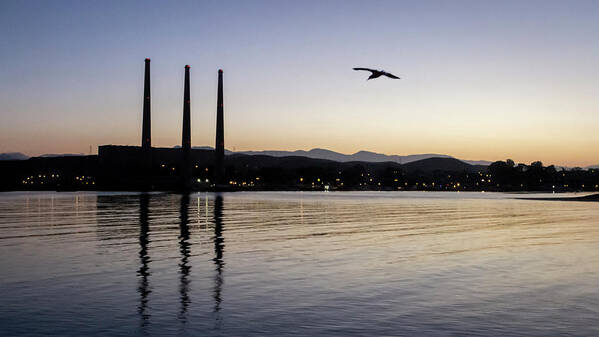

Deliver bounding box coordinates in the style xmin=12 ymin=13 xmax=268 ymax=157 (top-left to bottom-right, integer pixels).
xmin=98 ymin=59 xmax=226 ymax=191
xmin=4 ymin=62 xmax=598 ymax=193
xmin=11 ymin=61 xmax=589 ymax=193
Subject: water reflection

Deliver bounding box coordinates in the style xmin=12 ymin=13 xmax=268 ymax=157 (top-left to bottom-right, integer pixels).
xmin=212 ymin=195 xmax=225 ymax=314
xmin=4 ymin=192 xmax=599 ymax=335
xmin=131 ymin=193 xmax=225 ymax=330
xmin=178 ymin=194 xmax=191 ymax=323
xmin=134 ymin=193 xmax=225 ymax=327
xmin=137 ymin=193 xmax=151 ymax=330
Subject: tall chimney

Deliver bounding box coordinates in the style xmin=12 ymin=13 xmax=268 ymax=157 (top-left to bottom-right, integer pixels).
xmin=215 ymin=69 xmax=225 ymax=184
xmin=181 ymin=65 xmax=192 ymax=189
xmin=142 ymin=58 xmax=151 ymax=148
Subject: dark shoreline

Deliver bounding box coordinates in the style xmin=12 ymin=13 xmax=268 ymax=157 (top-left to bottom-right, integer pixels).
xmin=3 ymin=189 xmax=599 ymax=201
xmin=521 ymin=193 xmax=599 ymax=202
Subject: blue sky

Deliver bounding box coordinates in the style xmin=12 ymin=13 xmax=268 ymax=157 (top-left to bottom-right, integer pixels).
xmin=1 ymin=0 xmax=598 ymax=165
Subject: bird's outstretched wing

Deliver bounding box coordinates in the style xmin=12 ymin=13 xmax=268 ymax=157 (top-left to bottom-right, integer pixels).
xmin=382 ymin=71 xmax=400 ymax=79
xmin=353 ymin=67 xmax=376 ymax=73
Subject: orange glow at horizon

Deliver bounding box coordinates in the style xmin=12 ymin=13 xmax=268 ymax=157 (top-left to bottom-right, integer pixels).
xmin=1 ymin=1 xmax=598 ymax=168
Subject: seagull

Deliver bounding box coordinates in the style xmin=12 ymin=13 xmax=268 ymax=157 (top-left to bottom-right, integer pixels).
xmin=353 ymin=67 xmax=400 ymax=80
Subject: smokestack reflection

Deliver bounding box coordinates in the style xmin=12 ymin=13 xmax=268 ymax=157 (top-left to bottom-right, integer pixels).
xmin=212 ymin=195 xmax=225 ymax=313
xmin=178 ymin=193 xmax=191 ymax=323
xmin=137 ymin=193 xmax=151 ymax=329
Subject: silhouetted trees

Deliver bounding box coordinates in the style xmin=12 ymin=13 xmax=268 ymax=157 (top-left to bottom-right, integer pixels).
xmin=2 ymin=155 xmax=598 ymax=193
xmin=485 ymin=160 xmax=597 ymax=192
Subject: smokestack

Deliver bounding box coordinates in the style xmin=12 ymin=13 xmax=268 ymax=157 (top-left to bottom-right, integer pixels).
xmin=181 ymin=65 xmax=192 ymax=189
xmin=182 ymin=65 xmax=191 ymax=151
xmin=142 ymin=58 xmax=151 ymax=148
xmin=215 ymin=69 xmax=225 ymax=184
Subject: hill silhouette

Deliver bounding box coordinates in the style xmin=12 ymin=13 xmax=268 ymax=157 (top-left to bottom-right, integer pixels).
xmin=2 ymin=149 xmax=598 ymax=192
xmin=402 ymin=157 xmax=485 ymax=173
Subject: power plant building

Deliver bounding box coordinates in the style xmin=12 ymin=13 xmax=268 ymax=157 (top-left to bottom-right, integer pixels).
xmin=98 ymin=59 xmax=224 ymax=190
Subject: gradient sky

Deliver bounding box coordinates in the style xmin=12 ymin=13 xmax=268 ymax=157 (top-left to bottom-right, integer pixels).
xmin=1 ymin=0 xmax=598 ymax=166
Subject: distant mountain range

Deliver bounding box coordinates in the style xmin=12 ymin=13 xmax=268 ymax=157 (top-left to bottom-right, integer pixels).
xmin=237 ymin=148 xmax=493 ymax=166
xmin=0 ymin=152 xmax=85 ymax=160
xmin=2 ymin=148 xmax=597 ymax=170
xmin=0 ymin=152 xmax=29 ymax=161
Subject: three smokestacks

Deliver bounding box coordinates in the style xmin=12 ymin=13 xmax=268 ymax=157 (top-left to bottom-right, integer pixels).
xmin=141 ymin=59 xmax=225 ymax=187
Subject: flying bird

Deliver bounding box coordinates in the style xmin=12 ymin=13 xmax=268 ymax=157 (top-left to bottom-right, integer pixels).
xmin=353 ymin=68 xmax=400 ymax=80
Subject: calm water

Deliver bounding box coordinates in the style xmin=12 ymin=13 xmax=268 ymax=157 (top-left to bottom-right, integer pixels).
xmin=1 ymin=191 xmax=598 ymax=336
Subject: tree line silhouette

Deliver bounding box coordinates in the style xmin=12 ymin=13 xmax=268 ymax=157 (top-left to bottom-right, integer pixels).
xmin=1 ymin=154 xmax=598 ymax=192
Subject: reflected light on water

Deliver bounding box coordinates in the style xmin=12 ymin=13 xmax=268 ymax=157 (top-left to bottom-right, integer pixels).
xmin=0 ymin=191 xmax=599 ymax=336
